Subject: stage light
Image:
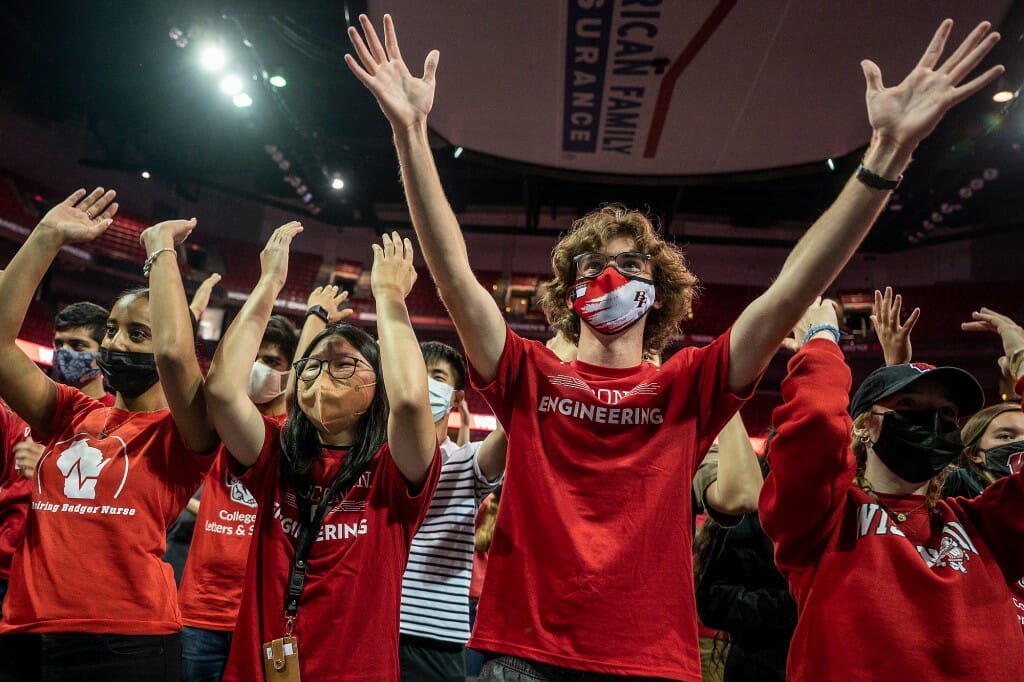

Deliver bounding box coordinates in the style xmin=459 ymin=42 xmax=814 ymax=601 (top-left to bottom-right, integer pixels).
xmin=930 ymin=212 xmax=943 ymax=223
xmin=922 ymin=220 xmax=934 ymax=231
xmin=453 ymin=146 xmax=464 ymax=159
xmin=199 ymin=44 xmax=227 ymax=72
xmin=993 ymin=90 xmax=1015 ymax=103
xmin=969 ymin=178 xmax=984 ymax=191
xmin=269 ymin=74 xmax=287 ymax=88
xmin=233 ymin=92 xmax=253 ymax=108
xmin=826 ymin=158 xmax=835 ymax=171
xmin=141 ymin=170 xmax=151 ymax=179
xmin=302 ymin=193 xmax=313 ymax=204
xmin=220 ymin=74 xmax=244 ymax=96
xmin=331 ymin=177 xmax=344 ymax=190
xmin=959 ymin=186 xmax=973 ymax=199
xmin=982 ymin=168 xmax=999 ymax=181
xmin=907 ymin=234 xmax=920 ymax=244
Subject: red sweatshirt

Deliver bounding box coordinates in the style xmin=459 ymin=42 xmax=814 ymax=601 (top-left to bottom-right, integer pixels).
xmin=760 ymin=340 xmax=1024 ymax=681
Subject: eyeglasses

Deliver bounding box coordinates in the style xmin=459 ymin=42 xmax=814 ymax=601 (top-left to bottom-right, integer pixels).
xmin=573 ymin=251 xmax=652 ymax=279
xmin=294 ymin=355 xmax=373 ymax=382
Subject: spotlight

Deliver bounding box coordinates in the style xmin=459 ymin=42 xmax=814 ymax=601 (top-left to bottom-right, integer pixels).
xmin=940 ymin=203 xmax=953 ymax=215
xmin=969 ymin=178 xmax=984 ymax=191
xmin=982 ymin=168 xmax=999 ymax=181
xmin=302 ymin=193 xmax=313 ymax=204
xmin=922 ymin=220 xmax=934 ymax=231
xmin=269 ymin=74 xmax=287 ymax=88
xmin=141 ymin=170 xmax=151 ymax=179
xmin=284 ymin=175 xmax=301 ymax=188
xmin=297 ymin=185 xmax=308 ymax=195
xmin=453 ymin=146 xmax=464 ymax=159
xmin=930 ymin=212 xmax=943 ymax=223
xmin=220 ymin=74 xmax=244 ymax=96
xmin=993 ymin=90 xmax=1015 ymax=103
xmin=277 ymin=160 xmax=291 ymax=171
xmin=331 ymin=177 xmax=344 ymax=190
xmin=907 ymin=234 xmax=920 ymax=244
xmin=959 ymin=186 xmax=973 ymax=199
xmin=199 ymin=44 xmax=227 ymax=72
xmin=826 ymin=158 xmax=835 ymax=171
xmin=310 ymin=205 xmax=322 ymax=215
xmin=232 ymin=92 xmax=253 ymax=108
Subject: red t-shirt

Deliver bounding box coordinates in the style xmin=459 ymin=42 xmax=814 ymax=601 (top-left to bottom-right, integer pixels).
xmin=0 ymin=404 xmax=32 ymax=583
xmin=223 ymin=417 xmax=440 ymax=682
xmin=468 ymin=326 xmax=749 ymax=680
xmin=0 ymin=384 xmax=213 ymax=634
xmin=178 ymin=444 xmax=262 ymax=631
xmin=760 ymin=340 xmax=1024 ymax=681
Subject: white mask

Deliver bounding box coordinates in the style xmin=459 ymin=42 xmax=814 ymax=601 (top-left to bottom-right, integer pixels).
xmin=428 ymin=377 xmax=455 ymax=423
xmin=247 ymin=361 xmax=289 ymax=405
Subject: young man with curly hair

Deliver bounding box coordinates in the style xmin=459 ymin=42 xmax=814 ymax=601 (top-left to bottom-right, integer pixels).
xmin=347 ymin=14 xmax=1002 ymax=681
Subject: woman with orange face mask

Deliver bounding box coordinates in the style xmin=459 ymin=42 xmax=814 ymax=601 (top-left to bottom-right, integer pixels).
xmin=204 ymin=224 xmax=440 ymax=681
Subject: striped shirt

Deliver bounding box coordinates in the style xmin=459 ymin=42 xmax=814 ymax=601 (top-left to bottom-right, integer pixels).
xmin=399 ymin=437 xmax=502 ymax=644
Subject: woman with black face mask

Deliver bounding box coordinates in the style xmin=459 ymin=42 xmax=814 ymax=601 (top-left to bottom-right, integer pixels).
xmin=0 ymin=189 xmax=220 ymax=682
xmin=759 ymin=298 xmax=1024 ymax=681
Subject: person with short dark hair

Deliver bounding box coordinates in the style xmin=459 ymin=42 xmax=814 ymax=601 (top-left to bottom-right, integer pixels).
xmin=176 ymin=313 xmax=299 ymax=682
xmin=399 ymin=341 xmax=505 ymax=681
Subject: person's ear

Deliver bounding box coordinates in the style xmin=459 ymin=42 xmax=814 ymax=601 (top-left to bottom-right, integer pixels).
xmin=966 ymin=446 xmax=985 ymax=465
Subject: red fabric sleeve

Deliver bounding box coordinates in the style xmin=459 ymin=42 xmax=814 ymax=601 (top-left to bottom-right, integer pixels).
xmin=467 ymin=324 xmax=523 ymax=433
xmin=234 ymin=416 xmax=282 ymax=500
xmin=37 ymin=384 xmax=101 ymax=443
xmin=759 ymin=339 xmax=855 ymax=572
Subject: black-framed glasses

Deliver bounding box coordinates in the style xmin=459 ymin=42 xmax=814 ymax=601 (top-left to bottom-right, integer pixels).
xmin=573 ymin=251 xmax=651 ymax=279
xmin=294 ymin=355 xmax=372 ymax=382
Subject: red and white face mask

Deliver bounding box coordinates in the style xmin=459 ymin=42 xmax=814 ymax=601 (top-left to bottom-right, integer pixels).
xmin=570 ymin=267 xmax=656 ymax=335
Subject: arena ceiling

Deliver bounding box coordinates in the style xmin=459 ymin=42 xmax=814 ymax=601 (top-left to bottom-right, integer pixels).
xmin=1 ymin=0 xmax=1022 ymax=252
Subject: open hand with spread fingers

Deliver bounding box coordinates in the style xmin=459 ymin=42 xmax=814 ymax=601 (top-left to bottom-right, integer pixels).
xmin=259 ymin=221 xmax=304 ymax=290
xmin=863 ymin=19 xmax=1003 ymax=151
xmin=371 ymin=231 xmax=417 ymax=300
xmin=307 ymin=285 xmax=355 ymax=324
xmin=345 ymin=14 xmax=438 ymax=131
xmin=38 ymin=187 xmax=119 ymax=245
xmin=871 ymin=287 xmax=920 ymax=366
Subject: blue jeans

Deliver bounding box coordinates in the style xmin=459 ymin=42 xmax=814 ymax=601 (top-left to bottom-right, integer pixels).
xmin=465 ymin=597 xmax=486 ymax=677
xmin=181 ymin=626 xmax=232 ymax=682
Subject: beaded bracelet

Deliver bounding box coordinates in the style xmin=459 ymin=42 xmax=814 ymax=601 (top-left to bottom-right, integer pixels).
xmin=143 ymin=247 xmax=177 ymax=277
xmin=803 ymin=324 xmax=841 ymax=345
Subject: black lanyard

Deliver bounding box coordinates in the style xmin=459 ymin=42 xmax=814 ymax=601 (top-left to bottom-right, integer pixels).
xmin=283 ymin=471 xmax=348 ymax=630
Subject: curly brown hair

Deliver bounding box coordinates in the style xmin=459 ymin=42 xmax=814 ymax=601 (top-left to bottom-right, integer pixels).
xmin=537 ymin=204 xmax=698 ymax=355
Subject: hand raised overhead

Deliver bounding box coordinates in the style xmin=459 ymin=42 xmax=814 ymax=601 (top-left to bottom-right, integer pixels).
xmin=38 ymin=187 xmax=118 ymax=244
xmin=345 ymin=14 xmax=439 ymax=131
xmin=863 ymin=19 xmax=1003 ymax=150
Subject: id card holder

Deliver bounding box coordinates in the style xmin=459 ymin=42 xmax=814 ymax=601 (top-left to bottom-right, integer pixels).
xmin=262 ymin=636 xmax=301 ymax=682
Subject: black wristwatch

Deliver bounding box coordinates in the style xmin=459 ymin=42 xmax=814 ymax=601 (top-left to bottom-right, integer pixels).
xmin=855 ymin=162 xmax=901 ymax=191
xmin=306 ymin=305 xmax=329 ymax=324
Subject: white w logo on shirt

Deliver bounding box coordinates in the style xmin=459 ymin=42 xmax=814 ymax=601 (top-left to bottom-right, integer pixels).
xmin=56 ymin=440 xmax=111 ymax=499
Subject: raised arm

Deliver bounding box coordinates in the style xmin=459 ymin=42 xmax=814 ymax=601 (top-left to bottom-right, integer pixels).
xmin=0 ymin=188 xmax=117 ymax=435
xmin=141 ymin=219 xmax=218 ymax=453
xmin=729 ymin=20 xmax=1002 ymax=393
xmin=872 ymin=286 xmax=920 ymax=366
xmin=372 ymin=232 xmax=436 ymax=485
xmin=475 ymin=422 xmax=508 ymax=483
xmin=703 ymin=411 xmax=763 ymax=517
xmin=188 ymin=272 xmax=222 ymax=321
xmin=206 ymin=222 xmax=303 ymax=465
xmin=346 ymin=14 xmax=506 ymax=382
xmin=759 ymin=299 xmax=855 ymax=571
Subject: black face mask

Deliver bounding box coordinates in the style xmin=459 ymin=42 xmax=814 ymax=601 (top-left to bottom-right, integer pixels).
xmin=871 ymin=409 xmax=963 ymax=484
xmin=980 ymin=441 xmax=1024 ymax=478
xmin=97 ymin=349 xmax=160 ymax=399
